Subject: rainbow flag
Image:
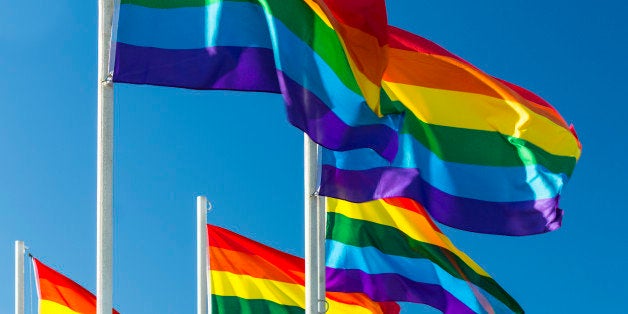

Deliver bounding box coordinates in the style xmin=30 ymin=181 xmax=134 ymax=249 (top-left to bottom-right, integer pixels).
xmin=114 ymin=1 xmax=580 ymax=235
xmin=114 ymin=0 xmax=400 ymax=161
xmin=325 ymin=197 xmax=524 ymax=313
xmin=319 ymin=27 xmax=581 ymax=236
xmin=207 ymin=224 xmax=399 ymax=313
xmin=33 ymin=257 xmax=119 ymax=314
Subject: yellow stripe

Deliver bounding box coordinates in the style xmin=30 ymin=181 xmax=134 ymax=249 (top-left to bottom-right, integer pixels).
xmin=211 ymin=270 xmax=304 ymax=307
xmin=39 ymin=300 xmax=80 ymax=314
xmin=350 ymin=57 xmax=383 ymax=114
xmin=328 ymin=198 xmax=490 ymax=277
xmin=210 ymin=270 xmax=379 ymax=314
xmin=383 ymin=81 xmax=581 ymax=159
xmin=327 ymin=296 xmax=379 ymax=314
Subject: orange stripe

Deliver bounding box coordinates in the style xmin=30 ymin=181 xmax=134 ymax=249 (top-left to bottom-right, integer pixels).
xmin=208 ymin=225 xmax=303 ymax=273
xmin=385 ymin=47 xmax=502 ymax=98
xmin=38 ymin=278 xmax=96 ymax=314
xmin=209 ymin=246 xmax=304 ymax=285
xmin=382 ymin=197 xmax=441 ymax=231
xmin=327 ymin=291 xmax=392 ymax=314
xmin=387 ymin=26 xmax=571 ymax=130
xmin=336 ymin=20 xmax=387 ymax=86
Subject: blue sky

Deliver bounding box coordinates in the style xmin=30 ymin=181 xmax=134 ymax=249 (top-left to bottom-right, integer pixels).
xmin=1 ymin=0 xmax=626 ymax=313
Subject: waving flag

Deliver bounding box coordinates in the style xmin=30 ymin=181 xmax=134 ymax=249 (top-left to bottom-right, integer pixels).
xmin=33 ymin=257 xmax=119 ymax=314
xmin=114 ymin=0 xmax=400 ymax=161
xmin=114 ymin=0 xmax=579 ymax=235
xmin=320 ymin=27 xmax=581 ymax=236
xmin=325 ymin=197 xmax=524 ymax=313
xmin=207 ymin=224 xmax=399 ymax=313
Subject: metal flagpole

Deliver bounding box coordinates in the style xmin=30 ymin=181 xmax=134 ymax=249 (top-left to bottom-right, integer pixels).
xmin=97 ymin=0 xmax=114 ymax=313
xmin=317 ymin=195 xmax=326 ymax=313
xmin=305 ymin=135 xmax=325 ymax=313
xmin=197 ymin=196 xmax=209 ymax=314
xmin=15 ymin=241 xmax=25 ymax=314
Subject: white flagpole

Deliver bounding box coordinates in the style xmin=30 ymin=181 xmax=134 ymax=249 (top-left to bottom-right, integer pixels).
xmin=197 ymin=196 xmax=209 ymax=314
xmin=97 ymin=0 xmax=114 ymax=313
xmin=317 ymin=195 xmax=326 ymax=313
xmin=305 ymin=135 xmax=325 ymax=313
xmin=14 ymin=241 xmax=25 ymax=314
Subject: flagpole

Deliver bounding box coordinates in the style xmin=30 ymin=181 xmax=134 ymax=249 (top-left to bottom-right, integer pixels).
xmin=97 ymin=0 xmax=114 ymax=313
xmin=197 ymin=196 xmax=209 ymax=314
xmin=305 ymin=135 xmax=324 ymax=313
xmin=317 ymin=195 xmax=326 ymax=313
xmin=14 ymin=241 xmax=25 ymax=314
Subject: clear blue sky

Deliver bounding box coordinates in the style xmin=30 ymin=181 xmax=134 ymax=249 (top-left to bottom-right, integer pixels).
xmin=1 ymin=1 xmax=626 ymax=313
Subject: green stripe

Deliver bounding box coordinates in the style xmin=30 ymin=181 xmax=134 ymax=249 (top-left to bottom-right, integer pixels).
xmin=327 ymin=212 xmax=523 ymax=313
xmin=211 ymin=295 xmax=304 ymax=314
xmin=120 ymin=0 xmax=362 ymax=95
xmin=380 ymin=91 xmax=577 ymax=175
xmin=264 ymin=0 xmax=361 ymax=95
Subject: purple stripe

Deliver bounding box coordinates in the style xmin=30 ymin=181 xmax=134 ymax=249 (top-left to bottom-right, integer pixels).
xmin=319 ymin=166 xmax=563 ymax=236
xmin=114 ymin=43 xmax=280 ymax=92
xmin=326 ymin=268 xmax=474 ymax=314
xmin=277 ymin=72 xmax=398 ymax=160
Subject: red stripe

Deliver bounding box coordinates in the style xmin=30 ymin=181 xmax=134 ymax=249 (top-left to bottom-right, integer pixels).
xmin=315 ymin=0 xmax=389 ymax=89
xmin=388 ymin=26 xmax=466 ymax=63
xmin=320 ymin=0 xmax=388 ymax=46
xmin=496 ymin=78 xmax=568 ymax=125
xmin=207 ymin=225 xmax=303 ymax=274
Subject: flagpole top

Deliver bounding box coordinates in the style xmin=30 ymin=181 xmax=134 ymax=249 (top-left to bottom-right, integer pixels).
xmin=197 ymin=196 xmax=213 ymax=212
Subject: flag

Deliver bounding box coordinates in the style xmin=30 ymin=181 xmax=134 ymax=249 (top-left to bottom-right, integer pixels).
xmin=207 ymin=224 xmax=399 ymax=313
xmin=319 ymin=27 xmax=581 ymax=236
xmin=33 ymin=257 xmax=119 ymax=314
xmin=325 ymin=197 xmax=524 ymax=313
xmin=113 ymin=0 xmax=400 ymax=161
xmin=114 ymin=0 xmax=580 ymax=235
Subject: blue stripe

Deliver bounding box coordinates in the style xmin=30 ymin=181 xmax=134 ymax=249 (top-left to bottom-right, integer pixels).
xmin=397 ymin=302 xmax=441 ymax=314
xmin=321 ymin=134 xmax=567 ymax=202
xmin=326 ymin=240 xmax=509 ymax=314
xmin=117 ymin=3 xmax=272 ymax=49
xmin=269 ymin=18 xmax=400 ymax=129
